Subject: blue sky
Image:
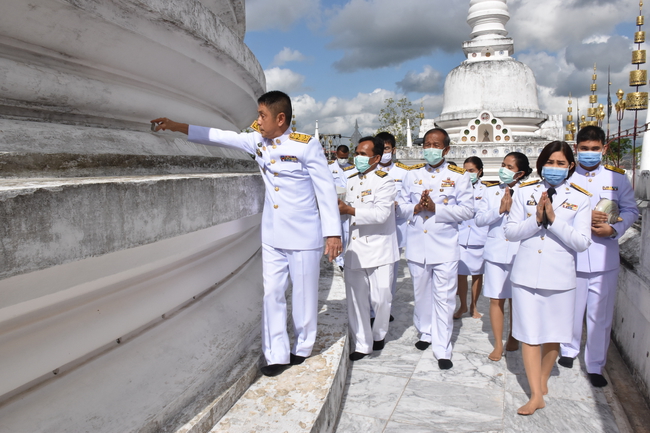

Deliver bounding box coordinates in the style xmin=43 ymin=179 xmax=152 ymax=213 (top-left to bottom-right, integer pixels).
xmin=243 ymin=0 xmax=645 ymax=139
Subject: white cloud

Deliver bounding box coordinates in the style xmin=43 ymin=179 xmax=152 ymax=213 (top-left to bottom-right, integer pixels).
xmin=264 ymin=67 xmax=307 ymax=94
xmin=396 ymin=65 xmax=443 ymax=94
xmin=271 ymin=47 xmax=307 ymax=67
xmin=326 ymin=0 xmax=467 ymax=71
xmin=246 ymin=0 xmax=320 ymax=31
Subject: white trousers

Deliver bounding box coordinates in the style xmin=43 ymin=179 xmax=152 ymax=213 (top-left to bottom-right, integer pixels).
xmin=261 ymin=243 xmax=322 ymax=365
xmin=408 ymin=260 xmax=458 ymax=359
xmin=345 ymin=264 xmax=393 ymax=354
xmin=560 ymin=269 xmax=619 ymax=374
xmin=391 ymin=248 xmax=404 ymax=297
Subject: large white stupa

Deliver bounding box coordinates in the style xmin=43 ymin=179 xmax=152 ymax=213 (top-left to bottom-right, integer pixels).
xmin=412 ymin=0 xmax=564 ymax=176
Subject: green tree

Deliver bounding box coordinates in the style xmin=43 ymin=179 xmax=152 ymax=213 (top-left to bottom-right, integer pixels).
xmin=606 ymin=137 xmax=632 ymax=167
xmin=376 ymin=97 xmax=419 ymax=146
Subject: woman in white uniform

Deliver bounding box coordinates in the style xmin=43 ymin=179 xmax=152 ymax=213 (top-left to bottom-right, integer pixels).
xmin=476 ymin=152 xmax=532 ymax=361
xmin=504 ymin=141 xmax=591 ymax=415
xmin=454 ymin=156 xmax=488 ymax=319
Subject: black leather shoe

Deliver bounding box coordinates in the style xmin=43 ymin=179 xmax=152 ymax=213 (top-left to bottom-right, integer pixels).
xmin=389 ymin=315 xmax=394 ymax=322
xmin=415 ymin=341 xmax=431 ymax=350
xmin=588 ymin=373 xmax=608 ymax=387
xmin=290 ymin=354 xmax=306 ymax=365
xmin=373 ymin=339 xmax=385 ymax=351
xmin=438 ymin=359 xmax=453 ymax=370
xmin=349 ymin=351 xmax=369 ymax=361
xmin=260 ymin=363 xmax=290 ymax=377
xmin=558 ymin=356 xmax=574 ymax=369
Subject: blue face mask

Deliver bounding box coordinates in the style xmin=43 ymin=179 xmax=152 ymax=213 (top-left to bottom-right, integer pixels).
xmin=498 ymin=167 xmax=518 ymax=184
xmin=577 ymin=151 xmax=603 ymax=168
xmin=354 ymin=155 xmax=374 ymax=173
xmin=541 ymin=166 xmax=569 ymax=186
xmin=469 ymin=172 xmax=478 ymax=184
xmin=423 ymin=148 xmax=444 ymax=166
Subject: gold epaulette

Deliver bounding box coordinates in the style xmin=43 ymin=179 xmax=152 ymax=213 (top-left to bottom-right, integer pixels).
xmin=410 ymin=163 xmax=426 ymax=170
xmin=481 ymin=180 xmax=500 ymax=187
xmin=348 ymin=172 xmax=359 ymax=179
xmin=604 ymin=164 xmax=625 ymax=175
xmin=570 ymin=183 xmax=593 ymax=197
xmin=375 ymin=170 xmax=388 ymax=178
xmin=395 ymin=161 xmax=411 ymax=170
xmin=343 ymin=165 xmax=356 ymax=171
xmin=519 ymin=179 xmax=541 ymax=188
xmin=289 ymin=132 xmax=311 ymax=143
xmin=448 ymin=164 xmax=466 ymax=174
xmin=328 ymin=160 xmax=335 ymax=165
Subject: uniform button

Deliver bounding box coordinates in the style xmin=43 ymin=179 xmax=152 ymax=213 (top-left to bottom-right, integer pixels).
xmin=271 ymin=159 xmax=276 ymax=164
xmin=468 ymin=224 xmax=471 ymax=227
xmin=425 ymin=216 xmax=429 ymax=220
xmin=541 ymin=236 xmax=545 ymax=240
xmin=275 ymin=187 xmax=279 ymax=191
xmin=432 ymin=175 xmax=435 ymax=178
xmin=360 ymin=182 xmax=363 ymax=185
xmin=352 ymin=222 xmax=356 ymax=225
xmin=505 ymin=239 xmax=509 ymax=242
xmin=538 ymin=249 xmax=542 ymax=253
xmin=424 ymin=230 xmax=428 ymax=233
xmin=275 ymin=139 xmax=281 ymax=144
xmin=352 ymin=237 xmax=356 ymax=240
xmin=273 ymin=145 xmax=277 ymax=149
xmin=274 ymin=172 xmax=278 ymax=177
xmin=588 ymin=179 xmax=592 ymax=182
xmin=357 ymin=195 xmax=359 ymax=198
xmin=273 ymin=204 xmax=278 ymax=209
xmin=361 ymin=199 xmax=364 ymax=202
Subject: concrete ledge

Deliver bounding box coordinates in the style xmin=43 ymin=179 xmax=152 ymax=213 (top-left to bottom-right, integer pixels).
xmin=193 ymin=260 xmax=349 ymax=433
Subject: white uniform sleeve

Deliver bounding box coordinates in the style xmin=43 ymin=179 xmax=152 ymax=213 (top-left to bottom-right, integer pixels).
xmin=304 ymin=138 xmax=342 ymax=238
xmin=396 ymin=171 xmax=416 ymax=220
xmin=187 ymin=125 xmax=258 ymax=155
xmin=546 ymin=195 xmax=592 ymax=252
xmin=504 ymin=190 xmax=541 ymax=241
xmin=611 ymin=175 xmax=639 ymax=239
xmin=475 ymin=190 xmax=502 ymax=227
xmin=355 ymin=177 xmax=397 ymax=225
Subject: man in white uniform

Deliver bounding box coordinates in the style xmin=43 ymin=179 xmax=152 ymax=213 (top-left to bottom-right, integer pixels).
xmin=375 ymin=132 xmax=412 ymax=313
xmin=151 ymin=91 xmax=342 ymax=377
xmin=340 ymin=136 xmax=400 ymax=360
xmin=397 ymin=128 xmax=474 ymax=369
xmin=328 ymin=145 xmax=357 ymax=270
xmin=559 ymin=126 xmax=638 ymax=387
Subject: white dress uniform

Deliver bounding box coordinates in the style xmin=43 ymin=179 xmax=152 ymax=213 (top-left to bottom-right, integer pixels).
xmin=344 ymin=168 xmax=400 ymax=354
xmin=188 ymin=123 xmax=341 ymax=365
xmin=560 ymin=164 xmax=638 ymax=374
xmin=379 ymin=161 xmax=412 ymax=295
xmin=329 ymin=161 xmax=358 ymax=268
xmin=504 ymin=180 xmax=592 ymax=345
xmin=397 ymin=161 xmax=474 ymax=359
xmin=475 ymin=182 xmax=521 ymax=299
xmin=458 ymin=181 xmax=489 ymax=276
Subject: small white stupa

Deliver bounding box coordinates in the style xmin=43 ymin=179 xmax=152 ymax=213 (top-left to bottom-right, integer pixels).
xmin=412 ymin=0 xmax=563 ymax=176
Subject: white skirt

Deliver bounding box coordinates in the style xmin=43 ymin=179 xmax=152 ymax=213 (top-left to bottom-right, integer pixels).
xmin=511 ymin=283 xmax=576 ymax=345
xmin=458 ymin=245 xmax=485 ymax=276
xmin=482 ymin=261 xmax=512 ymax=299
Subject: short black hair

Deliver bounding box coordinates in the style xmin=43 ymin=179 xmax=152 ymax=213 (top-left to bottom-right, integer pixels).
xmin=337 ymin=145 xmax=350 ymax=153
xmin=536 ymin=141 xmax=576 ymax=178
xmin=464 ymin=156 xmax=483 ymax=177
xmin=257 ymin=90 xmax=292 ymax=122
xmin=576 ymin=125 xmax=606 ymax=146
xmin=357 ymin=135 xmax=383 ymax=157
xmin=504 ymin=151 xmax=533 ymax=179
xmin=376 ymin=131 xmax=396 ymax=149
xmin=422 ymin=128 xmax=450 ymax=147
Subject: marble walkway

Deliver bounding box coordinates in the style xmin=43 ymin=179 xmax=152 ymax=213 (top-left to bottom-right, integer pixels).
xmin=335 ymin=260 xmax=630 ymax=433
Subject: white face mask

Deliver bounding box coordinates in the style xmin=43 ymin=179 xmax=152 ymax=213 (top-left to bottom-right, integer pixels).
xmin=380 ymin=152 xmax=393 ymax=164
xmin=337 ymin=158 xmax=349 ymax=166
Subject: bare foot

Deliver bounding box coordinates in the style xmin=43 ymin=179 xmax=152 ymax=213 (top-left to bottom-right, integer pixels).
xmin=488 ymin=346 xmax=503 ymax=361
xmin=453 ymin=306 xmax=468 ymax=320
xmin=506 ymin=336 xmax=519 ymax=352
xmin=517 ymin=397 xmax=545 ymax=415
xmin=470 ymin=307 xmax=482 ymax=319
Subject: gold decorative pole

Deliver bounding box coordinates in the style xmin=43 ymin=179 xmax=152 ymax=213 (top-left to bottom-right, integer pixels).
xmin=291 ymin=115 xmax=297 ymax=133
xmin=626 ymin=0 xmax=647 ymax=184
xmin=565 ymin=94 xmax=575 ymax=141
xmin=587 ymin=64 xmax=599 ymax=127
xmin=615 ymin=89 xmax=627 ymax=167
